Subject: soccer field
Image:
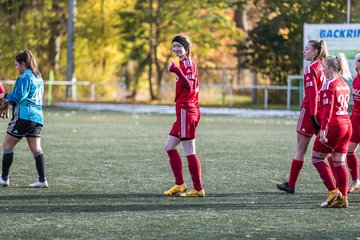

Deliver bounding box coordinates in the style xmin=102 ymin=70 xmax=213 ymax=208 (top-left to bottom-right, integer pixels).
xmin=0 ymin=108 xmax=359 ymax=239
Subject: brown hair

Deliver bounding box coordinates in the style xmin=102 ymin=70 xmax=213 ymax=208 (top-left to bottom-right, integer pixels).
xmin=308 ymin=40 xmax=329 ymax=61
xmin=15 ymin=49 xmax=41 ymax=76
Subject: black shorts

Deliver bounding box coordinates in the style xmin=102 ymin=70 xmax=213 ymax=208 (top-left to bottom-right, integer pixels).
xmin=7 ymin=118 xmax=43 ymax=139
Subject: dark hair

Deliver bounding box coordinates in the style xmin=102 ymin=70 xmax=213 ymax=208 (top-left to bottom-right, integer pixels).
xmin=15 ymin=49 xmax=41 ymax=76
xmin=172 ymin=34 xmax=192 ymax=55
xmin=308 ymin=40 xmax=329 ymax=61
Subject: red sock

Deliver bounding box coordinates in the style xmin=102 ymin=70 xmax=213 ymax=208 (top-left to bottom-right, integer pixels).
xmin=333 ymin=162 xmax=349 ymax=197
xmin=187 ymin=154 xmax=203 ymax=191
xmin=287 ymin=159 xmax=304 ymax=188
xmin=312 ymin=160 xmax=336 ymax=191
xmin=167 ymin=149 xmax=184 ymax=185
xmin=327 ymin=156 xmax=338 ymax=185
xmin=347 ymin=152 xmax=359 ymax=181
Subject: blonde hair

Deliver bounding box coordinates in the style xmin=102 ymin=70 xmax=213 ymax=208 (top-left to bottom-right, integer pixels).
xmin=308 ymin=40 xmax=329 ymax=61
xmin=356 ymin=50 xmax=360 ymax=74
xmin=324 ymin=53 xmax=352 ymax=80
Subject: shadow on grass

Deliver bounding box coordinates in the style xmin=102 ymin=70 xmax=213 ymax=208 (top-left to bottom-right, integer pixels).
xmin=0 ymin=192 xmax=359 ymax=213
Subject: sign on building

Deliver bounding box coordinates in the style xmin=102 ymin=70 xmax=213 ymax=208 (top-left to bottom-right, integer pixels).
xmin=304 ymin=23 xmax=360 ymax=76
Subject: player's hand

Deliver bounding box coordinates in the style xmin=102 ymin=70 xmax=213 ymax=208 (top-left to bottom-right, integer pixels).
xmin=167 ymin=60 xmax=175 ymax=72
xmin=0 ymin=99 xmax=9 ymax=119
xmin=0 ymin=107 xmax=9 ymax=119
xmin=310 ymin=115 xmax=320 ymax=131
xmin=319 ymin=129 xmax=328 ymax=143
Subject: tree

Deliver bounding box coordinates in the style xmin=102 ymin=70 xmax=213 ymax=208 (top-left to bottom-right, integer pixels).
xmin=48 ymin=1 xmax=66 ymax=73
xmin=118 ymin=0 xmax=244 ymax=100
xmin=248 ymin=0 xmax=351 ymax=85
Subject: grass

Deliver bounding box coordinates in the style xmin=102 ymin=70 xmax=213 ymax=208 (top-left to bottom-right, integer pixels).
xmin=0 ymin=108 xmax=359 ymax=239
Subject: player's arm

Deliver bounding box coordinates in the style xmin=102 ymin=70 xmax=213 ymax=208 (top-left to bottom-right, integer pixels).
xmin=305 ymin=70 xmax=320 ymax=130
xmin=305 ymin=70 xmax=319 ymax=115
xmin=320 ymin=89 xmax=334 ymax=131
xmin=168 ymin=63 xmax=192 ymax=91
xmin=5 ymin=75 xmax=30 ymax=102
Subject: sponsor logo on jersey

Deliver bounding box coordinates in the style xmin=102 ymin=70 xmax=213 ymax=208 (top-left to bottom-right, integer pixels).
xmin=353 ymin=88 xmax=360 ymax=97
xmin=301 ymin=128 xmax=306 ymax=132
xmin=306 ymin=81 xmax=313 ymax=88
xmin=336 ymin=86 xmax=350 ymax=91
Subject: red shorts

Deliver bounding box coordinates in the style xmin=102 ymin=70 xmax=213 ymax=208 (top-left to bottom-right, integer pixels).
xmin=169 ymin=104 xmax=200 ymax=140
xmin=350 ymin=115 xmax=360 ymax=143
xmin=313 ymin=123 xmax=352 ymax=153
xmin=296 ymin=107 xmax=319 ymax=137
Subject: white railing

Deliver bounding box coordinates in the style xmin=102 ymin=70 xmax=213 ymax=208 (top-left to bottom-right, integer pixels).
xmin=0 ymin=79 xmax=302 ymax=110
xmin=0 ymin=80 xmax=126 ymax=104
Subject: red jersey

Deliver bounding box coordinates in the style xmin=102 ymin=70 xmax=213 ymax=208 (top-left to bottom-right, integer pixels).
xmin=351 ymin=74 xmax=360 ymax=117
xmin=320 ymin=77 xmax=351 ymax=130
xmin=174 ymin=55 xmax=199 ymax=106
xmin=301 ymin=60 xmax=326 ymax=115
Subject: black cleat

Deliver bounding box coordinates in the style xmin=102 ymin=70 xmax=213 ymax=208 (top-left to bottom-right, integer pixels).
xmin=276 ymin=181 xmax=295 ymax=194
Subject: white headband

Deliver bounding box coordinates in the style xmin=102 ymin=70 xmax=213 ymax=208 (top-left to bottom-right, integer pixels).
xmin=356 ymin=52 xmax=360 ymax=60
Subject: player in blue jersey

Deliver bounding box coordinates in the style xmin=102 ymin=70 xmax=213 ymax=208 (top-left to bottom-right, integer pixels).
xmin=0 ymin=49 xmax=47 ymax=188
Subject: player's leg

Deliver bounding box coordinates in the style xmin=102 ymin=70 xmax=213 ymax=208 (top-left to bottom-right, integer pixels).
xmin=327 ymin=154 xmax=338 ymax=186
xmin=0 ymin=133 xmax=21 ymax=186
xmin=328 ymin=152 xmax=348 ymax=208
xmin=180 ymin=138 xmax=204 ymax=197
xmin=289 ymin=133 xmax=312 ymax=184
xmin=347 ymin=117 xmax=360 ymax=192
xmin=164 ymin=123 xmax=186 ymax=196
xmin=26 ymin=136 xmax=48 ymax=188
xmin=347 ymin=142 xmax=360 ymax=192
xmin=179 ymin=108 xmax=204 ymax=197
xmin=276 ymin=133 xmax=311 ymax=193
xmin=277 ymin=107 xmax=313 ymax=193
xmin=312 ymin=150 xmax=341 ymax=208
xmin=326 ymin=125 xmax=352 ymax=207
xmin=25 ymin=124 xmax=47 ymax=188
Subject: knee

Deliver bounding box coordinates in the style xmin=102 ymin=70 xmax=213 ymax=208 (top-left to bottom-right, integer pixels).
xmin=164 ymin=142 xmax=175 ymax=152
xmin=29 ymin=146 xmax=42 ymax=153
xmin=311 ymin=153 xmax=325 ymax=164
xmin=183 ymin=146 xmax=196 ymax=156
xmin=33 ymin=150 xmax=43 ymax=158
xmin=3 ymin=142 xmax=12 ymax=151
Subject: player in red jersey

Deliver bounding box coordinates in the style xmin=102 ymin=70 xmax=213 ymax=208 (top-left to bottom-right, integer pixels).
xmin=163 ymin=34 xmax=204 ymax=197
xmin=277 ymin=40 xmax=330 ymax=193
xmin=346 ymin=51 xmax=360 ymax=193
xmin=312 ymin=53 xmax=352 ymax=208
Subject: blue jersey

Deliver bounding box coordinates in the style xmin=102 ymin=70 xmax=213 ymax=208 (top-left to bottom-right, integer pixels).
xmin=5 ymin=69 xmax=44 ymax=125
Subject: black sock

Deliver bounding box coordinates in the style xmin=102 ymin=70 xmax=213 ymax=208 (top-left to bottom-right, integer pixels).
xmin=2 ymin=153 xmax=14 ymax=180
xmin=34 ymin=153 xmax=46 ymax=182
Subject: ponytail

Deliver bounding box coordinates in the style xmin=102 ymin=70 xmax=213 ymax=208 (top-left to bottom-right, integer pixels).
xmin=325 ymin=53 xmax=352 ymax=80
xmin=308 ymin=40 xmax=329 ymax=61
xmin=15 ymin=49 xmax=41 ymax=77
